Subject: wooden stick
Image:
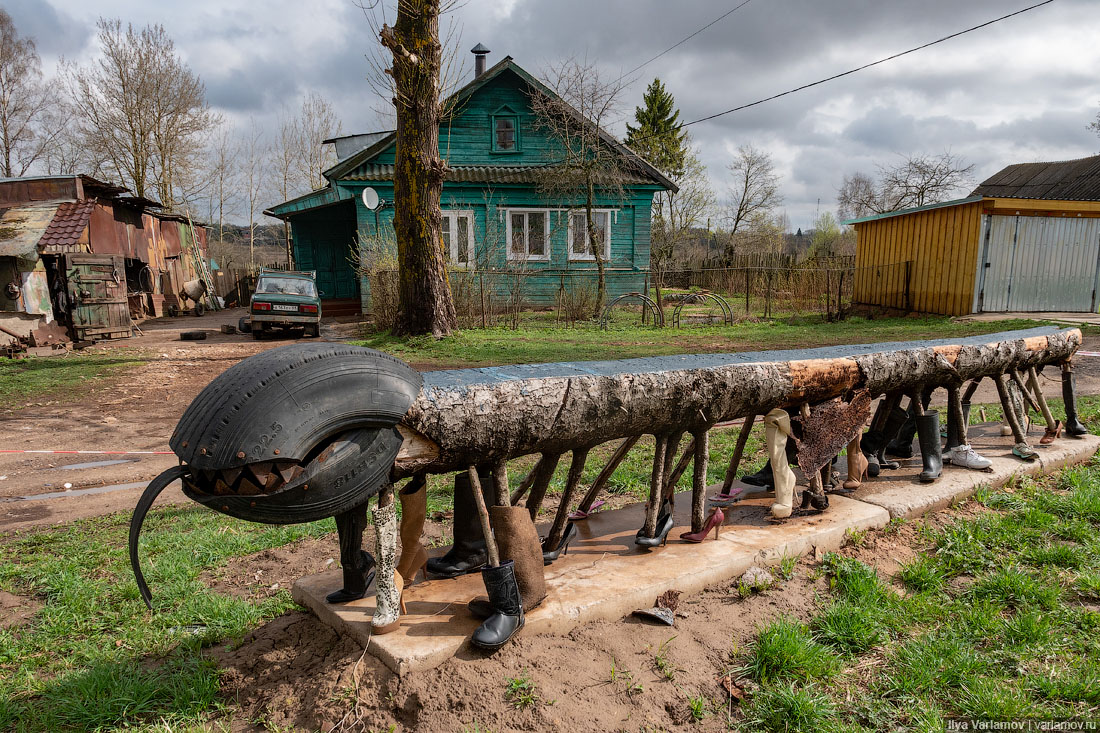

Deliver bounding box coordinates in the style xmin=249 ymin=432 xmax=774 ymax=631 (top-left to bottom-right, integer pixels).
xmin=962 ymin=377 xmax=983 ymax=404
xmin=1026 ymin=366 xmax=1056 ymax=428
xmin=491 ymin=460 xmax=510 ymax=507
xmin=377 ymin=482 xmax=394 ymax=508
xmin=544 ymin=448 xmax=589 ymax=549
xmin=947 ymin=384 xmax=968 ymax=448
xmin=467 ymin=466 xmax=499 ymax=567
xmin=994 ymin=374 xmax=1028 ymax=445
xmin=663 ymin=430 xmax=685 ymax=480
xmin=663 ymin=437 xmax=696 ymax=500
xmin=574 ymin=436 xmax=638 ymax=516
xmin=907 ymin=391 xmax=925 ymax=417
xmin=691 ymin=429 xmax=709 ymax=533
xmin=524 ymin=452 xmax=562 ymax=522
xmin=1010 ymin=370 xmax=1041 ymax=416
xmin=721 ymin=414 xmax=757 ymax=492
xmin=510 ymin=458 xmax=541 ymax=506
xmin=643 ymin=434 xmax=668 ymax=537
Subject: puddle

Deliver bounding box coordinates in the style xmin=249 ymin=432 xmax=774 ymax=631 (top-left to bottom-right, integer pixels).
xmin=6 ymin=480 xmax=165 ymax=502
xmin=54 ymin=459 xmax=135 ymax=471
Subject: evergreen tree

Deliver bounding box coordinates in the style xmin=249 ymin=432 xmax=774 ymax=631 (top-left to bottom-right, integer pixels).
xmin=625 ymin=78 xmax=687 ymax=177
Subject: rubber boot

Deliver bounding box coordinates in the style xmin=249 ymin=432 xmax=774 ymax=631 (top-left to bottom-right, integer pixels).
xmin=742 ymin=429 xmax=797 ymax=487
xmin=396 ymin=477 xmax=429 ymax=584
xmin=471 ymin=560 xmax=524 ymax=651
xmin=371 ymin=502 xmax=404 ymax=635
xmin=916 ymin=411 xmax=943 ymax=483
xmin=427 ymin=468 xmax=493 ymax=578
xmin=468 ymin=506 xmax=547 ymax=619
xmin=326 ymin=505 xmax=375 ymax=604
xmin=1063 ymin=368 xmax=1089 ymax=437
xmin=765 ymin=409 xmax=796 ymax=519
xmin=862 ymin=399 xmax=893 ymax=477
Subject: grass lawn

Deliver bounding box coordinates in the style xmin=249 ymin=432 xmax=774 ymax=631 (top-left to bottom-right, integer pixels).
xmin=736 ymin=460 xmax=1100 ymax=731
xmin=356 ymin=314 xmax=1054 ymax=369
xmin=0 ymin=353 xmax=148 ymax=408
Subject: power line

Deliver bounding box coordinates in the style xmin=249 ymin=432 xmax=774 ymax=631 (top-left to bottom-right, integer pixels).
xmin=624 ymin=0 xmax=754 ymax=78
xmin=679 ymin=0 xmax=1055 ymax=131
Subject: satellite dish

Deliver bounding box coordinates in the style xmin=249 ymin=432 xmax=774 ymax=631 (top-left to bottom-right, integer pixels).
xmin=361 ymin=187 xmax=380 ymax=211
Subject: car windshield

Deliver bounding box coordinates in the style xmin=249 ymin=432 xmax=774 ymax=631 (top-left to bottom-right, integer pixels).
xmin=256 ymin=277 xmax=316 ymax=297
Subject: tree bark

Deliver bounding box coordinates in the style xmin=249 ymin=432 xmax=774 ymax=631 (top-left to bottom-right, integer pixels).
xmin=381 ymin=1 xmax=457 ymax=338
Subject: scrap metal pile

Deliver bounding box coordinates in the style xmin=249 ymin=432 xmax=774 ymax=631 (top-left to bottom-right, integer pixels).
xmin=130 ymin=326 xmax=1087 ymax=651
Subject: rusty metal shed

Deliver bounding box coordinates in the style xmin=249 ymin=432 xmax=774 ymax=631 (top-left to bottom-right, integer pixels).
xmin=847 ymin=154 xmax=1100 ymax=316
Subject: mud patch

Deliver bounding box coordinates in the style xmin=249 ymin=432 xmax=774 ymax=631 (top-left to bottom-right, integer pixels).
xmin=0 ymin=590 xmax=41 ymax=629
xmin=201 ymin=536 xmax=343 ymax=601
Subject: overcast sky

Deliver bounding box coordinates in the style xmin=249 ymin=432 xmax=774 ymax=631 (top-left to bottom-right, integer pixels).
xmin=7 ymin=0 xmax=1100 ymax=229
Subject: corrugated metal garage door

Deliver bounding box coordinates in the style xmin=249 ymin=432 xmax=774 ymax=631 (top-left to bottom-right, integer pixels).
xmin=976 ymin=215 xmax=1100 ymax=312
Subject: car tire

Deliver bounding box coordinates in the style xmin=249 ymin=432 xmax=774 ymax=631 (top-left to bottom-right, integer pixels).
xmin=306 ymin=324 xmax=320 ymax=338
xmin=238 ymin=317 xmax=252 ymax=334
xmin=180 ymin=330 xmax=207 ymax=341
xmin=194 ymin=302 xmax=205 ymax=317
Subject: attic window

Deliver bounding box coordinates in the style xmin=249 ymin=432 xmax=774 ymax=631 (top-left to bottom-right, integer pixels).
xmin=493 ymin=115 xmax=518 ymax=153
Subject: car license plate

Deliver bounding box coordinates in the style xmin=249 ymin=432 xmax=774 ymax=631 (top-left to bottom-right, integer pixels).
xmin=272 ymin=304 xmax=298 ymax=312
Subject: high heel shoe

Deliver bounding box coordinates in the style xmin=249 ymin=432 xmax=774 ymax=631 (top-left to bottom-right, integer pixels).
xmin=635 ymin=499 xmax=674 ymax=548
xmin=680 ymin=506 xmax=724 ymax=543
xmin=541 ymin=521 xmax=577 ymax=565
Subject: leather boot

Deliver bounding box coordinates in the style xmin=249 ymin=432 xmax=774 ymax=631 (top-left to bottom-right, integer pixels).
xmin=886 ymin=401 xmax=920 ymax=458
xmin=742 ymin=428 xmax=798 ymax=487
xmin=1063 ymin=368 xmax=1089 ymax=437
xmin=427 ymin=468 xmax=493 ymax=578
xmin=396 ymin=476 xmax=429 ymax=584
xmin=861 ymin=399 xmax=890 ymax=477
xmin=371 ymin=502 xmax=404 ymax=635
xmin=875 ymin=406 xmax=909 ymax=470
xmin=916 ymin=411 xmax=943 ymax=483
xmin=468 ymin=506 xmax=547 ymax=619
xmin=765 ymin=409 xmax=796 ymax=519
xmin=471 ymin=560 xmax=524 ymax=651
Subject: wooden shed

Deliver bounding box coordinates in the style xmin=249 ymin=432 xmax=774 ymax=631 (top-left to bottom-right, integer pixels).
xmin=847 ymin=154 xmax=1100 ymax=316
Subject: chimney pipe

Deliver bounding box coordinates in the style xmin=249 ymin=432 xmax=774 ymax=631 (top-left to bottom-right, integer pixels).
xmin=471 ymin=43 xmax=490 ymax=78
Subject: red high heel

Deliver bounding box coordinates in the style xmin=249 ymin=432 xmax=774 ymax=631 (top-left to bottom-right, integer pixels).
xmin=679 ymin=507 xmax=724 ymax=543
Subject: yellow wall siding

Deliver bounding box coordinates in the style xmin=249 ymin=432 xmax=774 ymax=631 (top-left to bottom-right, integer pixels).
xmin=852 ymin=200 xmax=985 ymax=316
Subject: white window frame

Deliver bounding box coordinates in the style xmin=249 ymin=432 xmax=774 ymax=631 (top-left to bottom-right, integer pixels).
xmin=505 ymin=209 xmax=551 ymax=262
xmin=567 ymin=209 xmax=614 ymax=262
xmin=442 ymin=210 xmax=475 ymax=267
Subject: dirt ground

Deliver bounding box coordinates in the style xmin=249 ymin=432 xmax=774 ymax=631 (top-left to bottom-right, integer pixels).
xmin=2 ymin=315 xmax=1099 ymax=730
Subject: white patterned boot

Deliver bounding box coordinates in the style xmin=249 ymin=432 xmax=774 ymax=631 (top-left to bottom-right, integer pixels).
xmin=371 ymin=502 xmax=404 ymax=635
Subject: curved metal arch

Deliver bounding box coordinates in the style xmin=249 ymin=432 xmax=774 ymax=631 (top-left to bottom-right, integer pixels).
xmin=672 ymin=291 xmax=733 ymax=328
xmin=599 ymin=291 xmax=664 ymax=329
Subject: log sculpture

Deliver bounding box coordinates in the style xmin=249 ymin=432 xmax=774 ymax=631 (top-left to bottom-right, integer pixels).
xmin=129 ymin=326 xmax=1085 ymax=647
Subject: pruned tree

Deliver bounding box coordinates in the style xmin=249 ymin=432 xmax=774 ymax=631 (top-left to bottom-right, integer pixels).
xmin=0 ymin=10 xmax=67 ymax=177
xmin=379 ymin=0 xmax=457 ymax=337
xmin=724 ymin=144 xmax=782 ymax=261
xmin=64 ymin=19 xmax=218 ymax=209
xmin=837 ymin=152 xmax=974 ymax=220
xmin=530 ymin=57 xmax=630 ymax=316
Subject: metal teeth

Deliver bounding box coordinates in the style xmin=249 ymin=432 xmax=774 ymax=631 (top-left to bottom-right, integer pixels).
xmin=237 ymin=477 xmax=263 ymax=496
xmin=275 ymin=461 xmax=300 ymax=484
xmin=249 ymin=462 xmax=273 ymax=487
xmin=221 ymin=466 xmax=243 ymax=487
xmin=214 ymin=479 xmax=233 ymax=496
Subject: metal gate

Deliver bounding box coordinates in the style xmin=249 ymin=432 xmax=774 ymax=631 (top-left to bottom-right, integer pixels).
xmin=64 ymin=253 xmax=132 ymax=340
xmin=977 ymin=215 xmax=1100 ymax=312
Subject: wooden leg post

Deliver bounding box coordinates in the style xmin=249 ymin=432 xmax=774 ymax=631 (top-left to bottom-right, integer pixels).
xmin=691 ymin=429 xmax=709 ymax=533
xmin=644 ymin=434 xmax=668 ymax=538
xmin=467 ymin=466 xmax=499 ymax=567
xmin=721 ymin=414 xmax=756 ymax=492
xmin=574 ymin=436 xmax=639 ymax=517
xmin=523 ymin=453 xmax=562 ymax=522
xmin=544 ymin=448 xmax=589 ymax=550
xmin=994 ymin=374 xmax=1028 ymax=446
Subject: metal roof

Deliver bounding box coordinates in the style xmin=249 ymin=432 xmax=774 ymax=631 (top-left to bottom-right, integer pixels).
xmin=972 ymin=154 xmax=1100 ymax=201
xmin=39 ymin=200 xmax=95 ymax=254
xmin=0 ymin=203 xmax=61 ymax=257
xmin=842 ymin=195 xmax=985 ymax=226
xmin=344 ymin=163 xmax=658 ymax=186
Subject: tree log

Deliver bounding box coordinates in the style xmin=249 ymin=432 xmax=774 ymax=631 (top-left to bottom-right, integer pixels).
xmin=394 ymin=327 xmax=1080 ymax=478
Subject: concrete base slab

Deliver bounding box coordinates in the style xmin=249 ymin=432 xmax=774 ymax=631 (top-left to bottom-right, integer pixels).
xmin=847 ymin=425 xmax=1100 ymax=519
xmin=293 ymin=490 xmax=889 ymax=675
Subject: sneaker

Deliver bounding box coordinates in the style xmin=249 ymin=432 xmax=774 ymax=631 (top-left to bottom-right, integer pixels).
xmin=1012 ymin=443 xmax=1039 ymax=461
xmin=947 ymin=445 xmax=992 ymax=470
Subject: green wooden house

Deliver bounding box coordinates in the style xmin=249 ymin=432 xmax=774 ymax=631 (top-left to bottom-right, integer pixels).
xmin=266 ymin=50 xmax=676 ymax=314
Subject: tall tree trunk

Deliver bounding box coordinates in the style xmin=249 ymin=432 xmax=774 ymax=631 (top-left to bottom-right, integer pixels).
xmin=586 ymin=174 xmax=605 ymax=318
xmin=381 ymin=0 xmax=457 ymax=338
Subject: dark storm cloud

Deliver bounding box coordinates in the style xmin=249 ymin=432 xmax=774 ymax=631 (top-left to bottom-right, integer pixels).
xmin=5 ymin=0 xmax=89 ymax=57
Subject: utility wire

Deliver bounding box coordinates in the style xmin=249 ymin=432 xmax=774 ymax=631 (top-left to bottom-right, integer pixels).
xmin=623 ymin=0 xmax=754 ymax=78
xmin=678 ymin=0 xmax=1054 ymax=131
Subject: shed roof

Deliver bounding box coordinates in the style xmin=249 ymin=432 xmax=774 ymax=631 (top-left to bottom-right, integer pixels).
xmin=972 ymin=154 xmax=1100 ymax=201
xmin=0 ymin=203 xmax=61 ymax=257
xmin=842 ymin=195 xmax=984 ymax=226
xmin=39 ymin=200 xmax=95 ymax=254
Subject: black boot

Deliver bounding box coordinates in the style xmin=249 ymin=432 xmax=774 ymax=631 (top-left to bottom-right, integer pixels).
xmin=916 ymin=411 xmax=943 ymax=483
xmin=471 ymin=560 xmax=524 ymax=651
xmin=743 ymin=429 xmax=798 ymax=487
xmin=326 ymin=506 xmax=376 ymax=604
xmin=862 ymin=399 xmax=891 ymax=477
xmin=876 ymin=407 xmax=909 ymax=470
xmin=886 ymin=400 xmax=920 ymax=458
xmin=427 ymin=469 xmax=493 ymax=578
xmin=1063 ymin=368 xmax=1089 ymax=437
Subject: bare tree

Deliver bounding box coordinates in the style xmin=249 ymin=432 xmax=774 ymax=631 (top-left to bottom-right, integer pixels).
xmin=530 ymin=57 xmax=631 ymax=315
xmin=203 ymin=123 xmax=241 ymax=245
xmin=0 ymin=10 xmax=67 ymax=177
xmin=65 ymin=19 xmax=218 ymax=209
xmin=837 ymin=152 xmax=974 ymax=219
xmin=651 ymin=146 xmax=714 ymax=308
xmin=724 ymin=144 xmax=782 ymax=260
xmin=379 ymin=0 xmax=457 ymax=337
xmin=242 ymin=119 xmax=267 ymax=274
xmin=1089 ymin=105 xmax=1099 ymax=138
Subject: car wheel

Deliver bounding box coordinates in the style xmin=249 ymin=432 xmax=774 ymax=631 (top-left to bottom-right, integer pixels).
xmin=238 ymin=316 xmax=252 ymax=334
xmin=307 ymin=324 xmax=320 ymax=338
xmin=194 ymin=302 xmax=205 ymax=317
